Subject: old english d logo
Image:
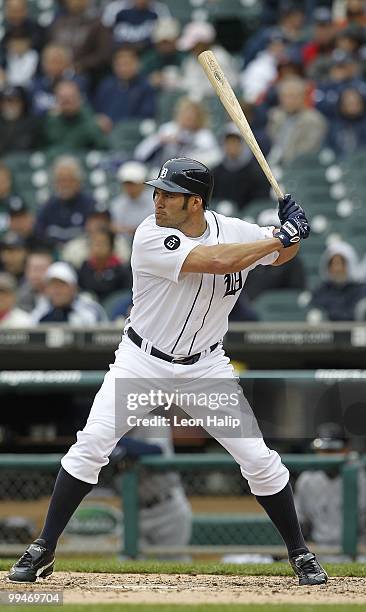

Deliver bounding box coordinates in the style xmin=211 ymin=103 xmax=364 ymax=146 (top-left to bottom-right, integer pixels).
xmin=224 ymin=272 xmax=243 ymax=296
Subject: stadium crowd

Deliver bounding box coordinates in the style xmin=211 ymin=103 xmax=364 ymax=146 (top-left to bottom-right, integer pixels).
xmin=1 ymin=0 xmax=366 ymax=326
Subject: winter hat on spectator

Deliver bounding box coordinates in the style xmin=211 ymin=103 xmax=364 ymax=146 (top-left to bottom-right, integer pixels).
xmin=117 ymin=161 xmax=147 ymax=184
xmin=88 ymin=201 xmax=111 ymax=219
xmin=314 ymin=7 xmax=332 ymax=24
xmin=153 ymin=18 xmax=180 ymax=43
xmin=178 ymin=22 xmax=215 ymax=51
xmin=6 ymin=195 xmax=28 ymax=216
xmin=45 ymin=262 xmax=77 ymax=285
xmin=1 ymin=232 xmax=26 ymax=249
xmin=330 ymin=49 xmax=356 ymax=66
xmin=0 ymin=272 xmax=17 ymax=293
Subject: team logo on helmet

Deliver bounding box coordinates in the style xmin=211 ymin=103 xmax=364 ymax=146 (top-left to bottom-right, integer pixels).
xmin=164 ymin=235 xmax=180 ymax=250
xmin=160 ymin=167 xmax=168 ymax=179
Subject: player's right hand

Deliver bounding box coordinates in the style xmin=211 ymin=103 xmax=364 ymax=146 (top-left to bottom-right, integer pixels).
xmin=274 ymin=217 xmax=310 ymax=248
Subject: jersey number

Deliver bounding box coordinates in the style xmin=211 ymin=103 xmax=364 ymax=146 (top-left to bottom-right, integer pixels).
xmin=223 ymin=272 xmax=243 ymax=297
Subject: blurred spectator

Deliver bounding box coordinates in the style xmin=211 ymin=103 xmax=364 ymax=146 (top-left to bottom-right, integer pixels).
xmin=212 ymin=123 xmax=270 ymax=210
xmin=102 ymin=0 xmax=170 ymax=51
xmin=141 ymin=17 xmax=183 ymax=90
xmin=32 ymin=261 xmax=107 ymax=324
xmin=2 ymin=0 xmax=45 ymax=53
xmin=61 ymin=202 xmax=130 ymax=268
xmin=78 ymin=228 xmax=132 ymax=301
xmin=244 ymin=3 xmax=306 ymax=67
xmin=334 ymin=23 xmax=365 ymax=56
xmin=135 ymin=97 xmax=221 ymax=168
xmin=110 ymin=161 xmax=152 ymax=237
xmin=246 ymin=257 xmax=306 ymax=299
xmin=336 ymin=0 xmax=366 ymax=28
xmin=2 ymin=28 xmax=39 ymax=87
xmin=0 ymin=272 xmax=32 ymax=327
xmin=42 ymin=80 xmax=107 ymax=151
xmin=0 ymin=232 xmax=27 ymax=284
xmin=302 ymin=7 xmax=336 ymax=76
xmin=47 ymin=0 xmax=112 ymax=84
xmin=326 ymin=87 xmax=366 ymax=156
xmin=178 ymin=21 xmax=238 ymax=101
xmin=294 ymin=422 xmax=366 ymax=548
xmin=6 ymin=197 xmax=45 ymax=251
xmin=94 ymin=47 xmax=156 ymax=128
xmin=240 ymin=29 xmax=288 ymax=104
xmin=17 ymin=247 xmax=54 ymax=312
xmin=311 ymin=241 xmax=366 ymax=321
xmin=110 ymin=422 xmax=192 ymax=556
xmin=35 ymin=156 xmax=95 ymax=246
xmin=0 ymin=86 xmax=41 ymax=155
xmin=267 ymin=76 xmax=327 ymax=165
xmin=30 ymin=44 xmax=88 ymax=116
xmin=229 ymin=294 xmax=259 ymax=322
xmin=0 ymin=164 xmax=18 ymax=234
xmin=314 ymin=50 xmax=366 ymax=120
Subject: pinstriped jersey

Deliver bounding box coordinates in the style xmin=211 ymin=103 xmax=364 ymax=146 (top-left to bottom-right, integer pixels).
xmin=129 ymin=211 xmax=279 ymax=356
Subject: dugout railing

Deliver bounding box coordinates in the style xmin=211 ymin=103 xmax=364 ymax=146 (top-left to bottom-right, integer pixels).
xmin=0 ymin=453 xmax=359 ymax=558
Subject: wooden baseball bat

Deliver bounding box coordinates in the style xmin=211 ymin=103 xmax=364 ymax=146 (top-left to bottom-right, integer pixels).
xmin=198 ymin=50 xmax=284 ymax=200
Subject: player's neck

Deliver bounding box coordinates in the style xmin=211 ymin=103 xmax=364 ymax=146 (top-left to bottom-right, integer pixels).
xmin=178 ymin=214 xmax=207 ymax=238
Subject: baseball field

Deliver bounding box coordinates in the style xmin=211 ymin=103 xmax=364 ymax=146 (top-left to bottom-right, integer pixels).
xmin=1 ymin=559 xmax=366 ymax=611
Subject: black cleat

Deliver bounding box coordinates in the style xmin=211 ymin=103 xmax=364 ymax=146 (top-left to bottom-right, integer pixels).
xmin=8 ymin=539 xmax=55 ymax=583
xmin=289 ymin=551 xmax=328 ymax=585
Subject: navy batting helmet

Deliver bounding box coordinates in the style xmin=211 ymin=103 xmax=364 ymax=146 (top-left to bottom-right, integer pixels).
xmin=145 ymin=157 xmax=214 ymax=208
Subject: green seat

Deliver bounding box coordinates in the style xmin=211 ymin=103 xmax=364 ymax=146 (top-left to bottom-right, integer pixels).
xmin=253 ymin=290 xmax=308 ymax=322
xmin=208 ymin=0 xmax=260 ymax=20
xmin=109 ymin=120 xmax=146 ymax=153
xmin=157 ymin=91 xmax=182 ymax=124
xmin=241 ymin=199 xmax=275 ymax=223
xmin=162 ymin=0 xmax=193 ymax=23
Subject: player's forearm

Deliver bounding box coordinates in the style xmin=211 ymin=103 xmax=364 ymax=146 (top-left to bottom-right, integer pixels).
xmin=272 ymin=242 xmax=300 ymax=266
xmin=183 ymin=239 xmax=282 ymax=274
xmin=211 ymin=239 xmax=282 ymax=273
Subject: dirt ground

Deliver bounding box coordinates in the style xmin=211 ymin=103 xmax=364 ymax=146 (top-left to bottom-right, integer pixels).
xmin=1 ymin=571 xmax=366 ymax=605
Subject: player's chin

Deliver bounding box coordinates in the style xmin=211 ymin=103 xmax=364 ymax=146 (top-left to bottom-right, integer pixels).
xmin=155 ymin=215 xmax=170 ymax=227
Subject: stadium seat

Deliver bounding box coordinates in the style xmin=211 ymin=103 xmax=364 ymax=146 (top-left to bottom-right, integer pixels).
xmin=241 ymin=199 xmax=276 ymax=223
xmin=253 ymin=290 xmax=309 ymax=322
xmin=109 ymin=120 xmax=148 ymax=153
xmin=162 ymin=0 xmax=193 ymax=23
xmin=157 ymin=91 xmax=182 ymax=124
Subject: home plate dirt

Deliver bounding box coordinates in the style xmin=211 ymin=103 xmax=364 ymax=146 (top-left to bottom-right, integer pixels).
xmin=1 ymin=572 xmax=366 ymax=605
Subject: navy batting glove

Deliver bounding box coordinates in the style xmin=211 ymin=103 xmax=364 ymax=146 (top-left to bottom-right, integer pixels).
xmin=278 ymin=193 xmax=306 ymax=225
xmin=274 ymin=217 xmax=310 ymax=248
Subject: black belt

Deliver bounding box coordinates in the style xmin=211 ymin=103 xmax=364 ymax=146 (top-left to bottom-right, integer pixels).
xmin=127 ymin=327 xmax=219 ymax=365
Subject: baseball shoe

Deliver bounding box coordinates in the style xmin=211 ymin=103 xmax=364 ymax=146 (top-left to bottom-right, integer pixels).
xmin=8 ymin=538 xmax=55 ymax=583
xmin=289 ymin=551 xmax=328 ymax=585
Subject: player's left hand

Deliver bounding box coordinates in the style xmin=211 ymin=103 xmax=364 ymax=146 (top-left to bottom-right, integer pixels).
xmin=274 ymin=216 xmax=310 ymax=248
xmin=278 ymin=193 xmax=307 ymax=225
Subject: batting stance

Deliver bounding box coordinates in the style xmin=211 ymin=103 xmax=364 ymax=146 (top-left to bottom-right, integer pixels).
xmin=9 ymin=158 xmax=327 ymax=586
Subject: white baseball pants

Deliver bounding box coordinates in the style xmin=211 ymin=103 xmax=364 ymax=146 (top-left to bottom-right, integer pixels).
xmin=62 ymin=335 xmax=289 ymax=496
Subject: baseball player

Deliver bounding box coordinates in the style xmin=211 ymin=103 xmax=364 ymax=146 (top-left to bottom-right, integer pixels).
xmin=9 ymin=157 xmax=327 ymax=586
xmin=295 ymin=423 xmax=366 ymax=550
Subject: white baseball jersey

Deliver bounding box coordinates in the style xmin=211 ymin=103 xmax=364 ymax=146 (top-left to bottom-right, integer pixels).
xmin=129 ymin=211 xmax=279 ymax=355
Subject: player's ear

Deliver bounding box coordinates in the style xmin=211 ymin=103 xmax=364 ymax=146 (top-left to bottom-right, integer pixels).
xmin=192 ymin=195 xmax=203 ymax=211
